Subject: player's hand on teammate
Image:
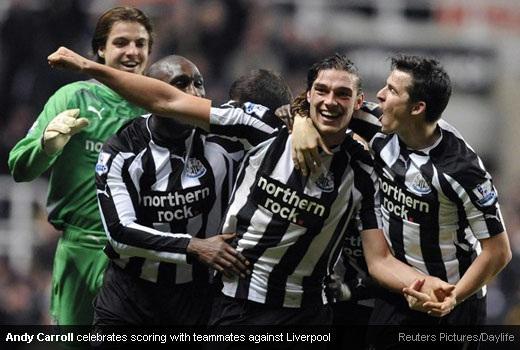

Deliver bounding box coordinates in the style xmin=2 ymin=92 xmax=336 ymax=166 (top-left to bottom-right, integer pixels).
xmin=187 ymin=233 xmax=250 ymax=279
xmin=48 ymin=46 xmax=87 ymax=72
xmin=42 ymin=109 xmax=89 ymax=155
xmin=325 ymin=274 xmax=352 ymax=301
xmin=275 ymin=104 xmax=293 ymax=132
xmin=291 ymin=114 xmax=331 ymax=176
xmin=403 ymin=277 xmax=457 ymax=317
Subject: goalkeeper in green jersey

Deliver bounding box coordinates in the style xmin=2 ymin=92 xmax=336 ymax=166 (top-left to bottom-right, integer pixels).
xmin=8 ymin=7 xmax=154 ymax=326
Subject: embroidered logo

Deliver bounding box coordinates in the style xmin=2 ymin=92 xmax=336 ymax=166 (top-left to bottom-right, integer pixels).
xmin=243 ymin=102 xmax=268 ymax=118
xmin=185 ymin=158 xmax=206 ymax=178
xmin=88 ymin=106 xmax=105 ymax=120
xmin=484 ymin=213 xmax=501 ymax=223
xmin=316 ymin=170 xmax=334 ymax=193
xmin=411 ymin=173 xmax=431 ymax=195
xmin=95 ymin=151 xmax=110 ymax=176
xmin=472 ymin=180 xmax=497 ymax=207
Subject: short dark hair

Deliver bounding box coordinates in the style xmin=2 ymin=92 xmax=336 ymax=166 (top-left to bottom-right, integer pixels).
xmin=306 ymin=53 xmax=362 ymax=94
xmin=91 ymin=7 xmax=155 ymax=64
xmin=229 ymin=69 xmax=292 ymax=111
xmin=390 ymin=54 xmax=452 ymax=123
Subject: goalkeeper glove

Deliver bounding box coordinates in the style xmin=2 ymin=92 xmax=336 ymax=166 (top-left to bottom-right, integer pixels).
xmin=41 ymin=109 xmax=89 ymax=155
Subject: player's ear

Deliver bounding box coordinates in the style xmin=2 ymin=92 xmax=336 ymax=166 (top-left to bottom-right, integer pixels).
xmin=411 ymin=101 xmax=426 ymax=116
xmin=354 ymin=92 xmax=364 ymax=110
xmin=98 ymin=47 xmax=105 ymax=59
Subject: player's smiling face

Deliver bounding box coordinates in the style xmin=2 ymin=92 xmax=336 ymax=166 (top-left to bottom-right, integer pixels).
xmin=307 ymin=69 xmax=363 ymax=145
xmin=98 ymin=21 xmax=150 ymax=75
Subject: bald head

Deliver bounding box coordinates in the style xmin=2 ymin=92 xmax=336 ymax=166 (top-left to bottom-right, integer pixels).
xmin=147 ymin=55 xmax=205 ymax=98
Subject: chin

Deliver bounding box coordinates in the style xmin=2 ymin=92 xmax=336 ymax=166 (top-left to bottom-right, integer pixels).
xmin=121 ymin=66 xmax=141 ymax=74
xmin=320 ymin=126 xmax=345 ymax=138
xmin=380 ymin=125 xmax=393 ymax=135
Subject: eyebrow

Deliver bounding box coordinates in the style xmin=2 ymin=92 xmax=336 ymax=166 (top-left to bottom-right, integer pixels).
xmin=112 ymin=36 xmax=148 ymax=42
xmin=314 ymin=83 xmax=353 ymax=94
xmin=387 ymin=81 xmax=397 ymax=92
xmin=170 ymin=75 xmax=189 ymax=83
xmin=170 ymin=75 xmax=203 ymax=83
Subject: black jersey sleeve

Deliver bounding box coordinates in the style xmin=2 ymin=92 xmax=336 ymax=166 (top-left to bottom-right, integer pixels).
xmin=209 ymin=101 xmax=280 ymax=151
xmin=95 ymin=131 xmax=192 ymax=264
xmin=350 ymin=101 xmax=383 ymax=144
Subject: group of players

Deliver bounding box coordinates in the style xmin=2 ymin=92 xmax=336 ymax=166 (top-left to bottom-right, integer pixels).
xmin=8 ymin=6 xmax=511 ymax=350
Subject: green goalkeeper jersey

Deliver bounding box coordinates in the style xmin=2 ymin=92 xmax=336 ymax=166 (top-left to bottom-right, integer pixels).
xmin=8 ymin=80 xmax=146 ymax=237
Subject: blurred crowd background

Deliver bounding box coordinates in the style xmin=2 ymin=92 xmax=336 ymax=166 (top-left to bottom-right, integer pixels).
xmin=0 ymin=0 xmax=519 ymax=325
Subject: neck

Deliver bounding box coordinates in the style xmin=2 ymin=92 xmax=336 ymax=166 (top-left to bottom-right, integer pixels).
xmin=398 ymin=119 xmax=439 ymax=150
xmin=324 ymin=132 xmax=347 ymax=149
xmin=151 ymin=115 xmax=193 ymax=143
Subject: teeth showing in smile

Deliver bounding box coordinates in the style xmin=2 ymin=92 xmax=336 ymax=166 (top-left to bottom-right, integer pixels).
xmin=320 ymin=111 xmax=339 ymax=119
xmin=122 ymin=62 xmax=138 ymax=68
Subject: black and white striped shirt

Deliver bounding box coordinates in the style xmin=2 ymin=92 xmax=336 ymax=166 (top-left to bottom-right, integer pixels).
xmin=351 ymin=102 xmax=505 ymax=298
xmin=96 ymin=115 xmax=241 ymax=285
xmin=210 ymin=103 xmax=381 ymax=308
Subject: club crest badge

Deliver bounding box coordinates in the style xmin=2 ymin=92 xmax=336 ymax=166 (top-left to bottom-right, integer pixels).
xmin=411 ymin=173 xmax=431 ymax=195
xmin=185 ymin=158 xmax=206 ymax=178
xmin=316 ymin=170 xmax=334 ymax=193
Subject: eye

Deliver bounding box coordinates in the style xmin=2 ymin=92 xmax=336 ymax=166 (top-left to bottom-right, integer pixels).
xmin=112 ymin=39 xmax=127 ymax=47
xmin=336 ymin=91 xmax=350 ymax=99
xmin=195 ymin=80 xmax=204 ymax=88
xmin=174 ymin=81 xmax=188 ymax=89
xmin=135 ymin=40 xmax=147 ymax=48
xmin=315 ymin=87 xmax=327 ymax=95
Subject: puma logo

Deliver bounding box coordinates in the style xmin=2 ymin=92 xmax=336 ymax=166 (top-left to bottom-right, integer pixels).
xmin=484 ymin=213 xmax=501 ymax=223
xmin=88 ymin=106 xmax=105 ymax=120
xmin=97 ymin=188 xmax=110 ymax=198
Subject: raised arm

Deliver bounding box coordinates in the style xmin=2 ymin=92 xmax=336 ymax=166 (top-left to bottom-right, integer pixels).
xmin=48 ymin=47 xmax=211 ymax=131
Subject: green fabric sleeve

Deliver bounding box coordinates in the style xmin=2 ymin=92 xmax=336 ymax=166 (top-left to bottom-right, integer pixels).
xmin=8 ymin=85 xmax=73 ymax=182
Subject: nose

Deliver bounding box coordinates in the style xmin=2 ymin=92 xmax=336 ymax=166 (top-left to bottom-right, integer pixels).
xmin=324 ymin=91 xmax=337 ymax=106
xmin=125 ymin=42 xmax=138 ymax=56
xmin=186 ymin=83 xmax=202 ymax=97
xmin=376 ymin=87 xmax=386 ymax=102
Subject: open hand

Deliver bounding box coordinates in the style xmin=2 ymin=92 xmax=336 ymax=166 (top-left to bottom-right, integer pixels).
xmin=42 ymin=109 xmax=89 ymax=155
xmin=291 ymin=115 xmax=331 ymax=176
xmin=275 ymin=104 xmax=293 ymax=132
xmin=187 ymin=233 xmax=250 ymax=279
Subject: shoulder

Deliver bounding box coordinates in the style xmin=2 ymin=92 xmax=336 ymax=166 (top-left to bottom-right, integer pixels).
xmin=205 ymin=134 xmax=244 ymax=153
xmin=46 ymin=80 xmax=102 ymax=105
xmin=434 ymin=120 xmax=495 ymax=193
xmin=359 ymin=101 xmax=382 ymax=118
xmin=213 ymin=100 xmax=280 ymax=124
xmin=434 ymin=120 xmax=481 ymax=172
xmin=105 ymin=116 xmax=150 ymax=154
xmin=53 ymin=80 xmax=99 ymax=95
xmin=343 ymin=132 xmax=373 ymax=162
